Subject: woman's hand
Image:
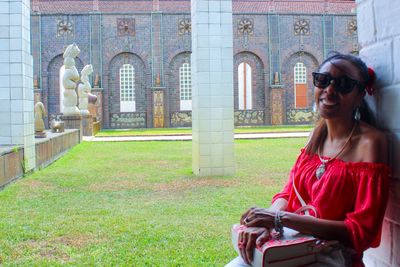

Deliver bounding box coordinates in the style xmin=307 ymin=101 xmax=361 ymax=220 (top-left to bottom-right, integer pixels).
xmin=242 ymin=207 xmax=275 ymax=229
xmin=238 ymin=227 xmax=270 ymax=265
xmin=240 ymin=207 xmax=257 ymax=225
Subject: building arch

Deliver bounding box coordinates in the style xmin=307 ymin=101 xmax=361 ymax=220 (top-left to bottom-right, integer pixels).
xmin=106 ymin=52 xmax=148 ymax=128
xmin=233 ymin=51 xmax=265 ymax=110
xmin=167 ymin=51 xmax=191 ymax=111
xmin=281 ymin=51 xmax=319 ymax=124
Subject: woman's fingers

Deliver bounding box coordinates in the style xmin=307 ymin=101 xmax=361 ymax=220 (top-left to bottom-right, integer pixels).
xmin=245 ymin=217 xmax=272 ymax=228
xmin=256 ymin=229 xmax=270 ymax=246
xmin=244 ymin=210 xmax=275 ymax=228
xmin=240 ymin=207 xmax=257 ymax=225
xmin=238 ymin=231 xmax=247 ymax=264
xmin=245 ymin=231 xmax=258 ymax=264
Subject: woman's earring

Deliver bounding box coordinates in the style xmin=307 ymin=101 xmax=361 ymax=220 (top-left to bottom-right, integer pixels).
xmin=354 ymin=107 xmax=361 ymax=121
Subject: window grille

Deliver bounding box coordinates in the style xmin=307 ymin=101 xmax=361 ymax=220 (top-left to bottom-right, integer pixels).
xmin=120 ymin=64 xmax=136 ymax=112
xmin=179 ymin=63 xmax=192 ymax=110
xmin=294 ymin=62 xmax=307 ymax=108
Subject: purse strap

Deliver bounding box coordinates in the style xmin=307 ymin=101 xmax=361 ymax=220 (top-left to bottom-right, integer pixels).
xmin=292 ymin=177 xmax=319 ymax=217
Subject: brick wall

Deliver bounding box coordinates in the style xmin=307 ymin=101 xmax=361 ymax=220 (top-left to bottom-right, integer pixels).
xmin=32 ymin=11 xmax=357 ymax=128
xmin=357 ymin=0 xmax=400 ymax=266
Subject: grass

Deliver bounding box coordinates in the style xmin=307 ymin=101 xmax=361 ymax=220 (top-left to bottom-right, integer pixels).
xmin=96 ymin=125 xmax=313 ymax=137
xmin=0 ymin=138 xmax=306 ymax=266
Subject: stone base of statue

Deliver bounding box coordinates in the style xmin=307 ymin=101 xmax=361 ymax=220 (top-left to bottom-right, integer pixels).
xmin=35 ymin=131 xmax=47 ymax=138
xmin=63 ymin=106 xmax=81 ymax=116
xmin=61 ymin=114 xmax=82 ymax=141
xmin=81 ymin=114 xmax=94 ymax=136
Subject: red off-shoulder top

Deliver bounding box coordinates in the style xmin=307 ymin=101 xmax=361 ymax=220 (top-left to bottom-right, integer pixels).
xmin=272 ymin=149 xmax=390 ymax=266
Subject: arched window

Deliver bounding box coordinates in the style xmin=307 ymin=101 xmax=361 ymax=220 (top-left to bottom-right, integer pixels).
xmin=179 ymin=62 xmax=192 ymax=111
xmin=294 ymin=62 xmax=307 ymax=108
xmin=119 ymin=64 xmax=135 ymax=112
xmin=238 ymin=62 xmax=252 ymax=110
xmin=59 ymin=65 xmax=65 ymax=113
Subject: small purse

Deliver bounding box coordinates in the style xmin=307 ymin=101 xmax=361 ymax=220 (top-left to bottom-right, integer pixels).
xmin=232 ymin=224 xmax=328 ymax=267
xmin=231 ymin=178 xmax=340 ymax=267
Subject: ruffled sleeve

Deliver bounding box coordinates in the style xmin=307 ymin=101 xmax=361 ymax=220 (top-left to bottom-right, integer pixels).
xmin=344 ymin=163 xmax=390 ymax=253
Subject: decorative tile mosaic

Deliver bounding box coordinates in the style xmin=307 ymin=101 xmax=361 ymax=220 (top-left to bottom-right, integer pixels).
xmin=57 ymin=19 xmax=74 ymax=37
xmin=238 ymin=18 xmax=254 ymax=35
xmin=294 ymin=19 xmax=310 ymax=35
xmin=170 ymin=111 xmax=192 ymax=127
xmin=286 ymin=109 xmax=315 ymax=124
xmin=178 ymin=18 xmax=191 ymax=35
xmin=234 ymin=110 xmax=264 ymax=125
xmin=110 ymin=112 xmax=146 ymax=128
xmin=117 ymin=18 xmax=135 ymax=37
xmin=347 ymin=19 xmax=357 ymax=35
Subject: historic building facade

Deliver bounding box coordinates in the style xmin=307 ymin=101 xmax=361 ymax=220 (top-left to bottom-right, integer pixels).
xmin=30 ymin=0 xmax=357 ymax=128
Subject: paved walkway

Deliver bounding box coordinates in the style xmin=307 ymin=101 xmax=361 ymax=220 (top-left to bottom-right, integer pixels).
xmin=83 ymin=132 xmax=310 ymax=142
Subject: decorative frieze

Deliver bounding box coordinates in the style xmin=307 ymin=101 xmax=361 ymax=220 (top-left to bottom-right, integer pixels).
xmin=170 ymin=111 xmax=192 ymax=127
xmin=286 ymin=109 xmax=315 ymax=124
xmin=234 ymin=110 xmax=264 ymax=125
xmin=110 ymin=112 xmax=146 ymax=128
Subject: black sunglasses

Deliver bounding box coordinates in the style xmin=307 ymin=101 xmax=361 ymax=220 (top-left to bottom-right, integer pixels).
xmin=312 ymin=72 xmax=364 ymax=94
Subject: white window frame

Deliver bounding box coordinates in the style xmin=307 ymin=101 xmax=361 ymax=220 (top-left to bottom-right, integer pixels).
xmin=119 ymin=64 xmax=136 ymax=112
xmin=238 ymin=62 xmax=252 ymax=110
xmin=179 ymin=62 xmax=192 ymax=111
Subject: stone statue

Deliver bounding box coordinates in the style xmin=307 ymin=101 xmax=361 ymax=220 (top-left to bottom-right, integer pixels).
xmin=274 ymin=72 xmax=280 ymax=85
xmin=33 ymin=75 xmax=39 ymax=89
xmin=94 ymin=73 xmax=100 ymax=88
xmin=62 ymin=43 xmax=81 ymax=115
xmin=34 ymin=101 xmax=47 ymax=138
xmin=78 ymin=64 xmax=93 ymax=115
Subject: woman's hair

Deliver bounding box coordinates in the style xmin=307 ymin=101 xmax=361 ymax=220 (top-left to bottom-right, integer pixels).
xmin=305 ymin=52 xmax=375 ymax=154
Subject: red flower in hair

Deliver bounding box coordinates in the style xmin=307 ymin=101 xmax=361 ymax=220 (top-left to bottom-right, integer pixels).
xmin=366 ymin=67 xmax=376 ymax=95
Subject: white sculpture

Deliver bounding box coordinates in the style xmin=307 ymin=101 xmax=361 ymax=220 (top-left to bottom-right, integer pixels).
xmin=62 ymin=43 xmax=81 ymax=115
xmin=78 ymin=64 xmax=93 ymax=115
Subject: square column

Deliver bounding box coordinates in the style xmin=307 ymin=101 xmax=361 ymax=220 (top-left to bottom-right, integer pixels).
xmin=0 ymin=0 xmax=35 ymax=171
xmin=191 ymin=0 xmax=235 ymax=176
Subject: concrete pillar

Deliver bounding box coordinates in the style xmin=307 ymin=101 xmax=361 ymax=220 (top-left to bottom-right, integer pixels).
xmin=191 ymin=0 xmax=235 ymax=176
xmin=0 ymin=0 xmax=35 ymax=171
xmin=356 ymin=0 xmax=400 ymax=266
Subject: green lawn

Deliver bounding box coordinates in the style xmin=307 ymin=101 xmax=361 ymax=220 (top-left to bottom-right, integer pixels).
xmin=96 ymin=125 xmax=313 ymax=137
xmin=0 ymin=138 xmax=306 ymax=266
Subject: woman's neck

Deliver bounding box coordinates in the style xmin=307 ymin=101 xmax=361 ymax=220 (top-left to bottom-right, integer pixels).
xmin=325 ymin=118 xmax=356 ymax=142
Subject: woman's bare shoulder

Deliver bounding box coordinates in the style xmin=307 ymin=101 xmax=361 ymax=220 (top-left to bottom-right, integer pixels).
xmin=357 ymin=122 xmax=388 ymax=164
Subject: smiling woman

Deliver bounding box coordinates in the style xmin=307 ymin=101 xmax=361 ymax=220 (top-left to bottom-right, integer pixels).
xmin=227 ymin=53 xmax=389 ymax=267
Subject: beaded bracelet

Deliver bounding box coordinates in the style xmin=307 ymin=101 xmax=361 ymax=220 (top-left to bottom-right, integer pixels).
xmin=274 ymin=211 xmax=284 ymax=238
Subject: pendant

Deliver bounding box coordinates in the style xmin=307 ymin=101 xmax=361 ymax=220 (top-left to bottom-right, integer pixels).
xmin=316 ymin=163 xmax=326 ymax=179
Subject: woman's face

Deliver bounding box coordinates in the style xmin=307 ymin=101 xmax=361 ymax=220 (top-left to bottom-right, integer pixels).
xmin=314 ymin=59 xmax=365 ymax=120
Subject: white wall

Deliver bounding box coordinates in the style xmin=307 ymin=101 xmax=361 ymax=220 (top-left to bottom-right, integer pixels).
xmin=0 ymin=0 xmax=35 ymax=170
xmin=357 ymin=0 xmax=400 ymax=266
xmin=191 ymin=0 xmax=235 ymax=176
